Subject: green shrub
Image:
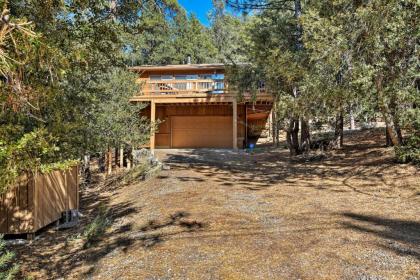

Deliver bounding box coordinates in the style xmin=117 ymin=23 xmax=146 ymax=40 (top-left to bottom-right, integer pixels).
xmin=395 ymin=134 xmax=420 ymax=165
xmin=0 ymin=127 xmax=79 ymax=194
xmin=82 ymin=205 xmax=110 ymax=248
xmin=0 ymin=235 xmax=19 ymax=280
xmin=123 ymin=160 xmax=149 ymax=182
xmin=397 ymin=105 xmax=419 ymax=164
xmin=122 ymin=159 xmax=155 ymax=184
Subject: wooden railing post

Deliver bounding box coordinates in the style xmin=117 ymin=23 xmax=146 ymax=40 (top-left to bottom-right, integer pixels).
xmin=119 ymin=145 xmax=124 ymax=168
xmin=143 ymin=79 xmax=227 ymax=95
xmin=150 ymin=100 xmax=156 ymax=154
xmin=233 ymin=99 xmax=238 ymax=151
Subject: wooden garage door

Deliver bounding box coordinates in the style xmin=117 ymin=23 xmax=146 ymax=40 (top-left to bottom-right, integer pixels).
xmin=171 ymin=116 xmax=233 ymax=148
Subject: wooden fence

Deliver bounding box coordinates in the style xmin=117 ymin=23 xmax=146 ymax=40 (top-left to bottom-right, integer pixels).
xmin=0 ymin=166 xmax=79 ymax=236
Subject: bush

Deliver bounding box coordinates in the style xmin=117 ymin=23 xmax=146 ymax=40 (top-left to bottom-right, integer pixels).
xmin=82 ymin=205 xmax=110 ymax=248
xmin=396 ymin=105 xmax=419 ymax=164
xmin=0 ymin=235 xmax=19 ymax=280
xmin=122 ymin=159 xmax=154 ymax=184
xmin=0 ymin=128 xmax=77 ymax=194
xmin=395 ymin=134 xmax=420 ymax=165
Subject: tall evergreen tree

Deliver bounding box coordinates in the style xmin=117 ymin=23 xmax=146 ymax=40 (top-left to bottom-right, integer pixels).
xmin=1 ymin=0 xmax=184 ymax=189
xmin=302 ymin=0 xmax=419 ymax=149
xmin=210 ymin=0 xmax=247 ymax=63
xmin=226 ymin=0 xmax=312 ymax=155
xmin=126 ymin=4 xmax=217 ymax=65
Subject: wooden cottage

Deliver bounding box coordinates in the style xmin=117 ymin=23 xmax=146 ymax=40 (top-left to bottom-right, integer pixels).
xmin=130 ymin=64 xmax=273 ymax=150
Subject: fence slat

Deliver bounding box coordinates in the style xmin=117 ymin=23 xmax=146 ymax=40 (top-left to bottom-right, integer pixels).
xmin=0 ymin=166 xmax=79 ymax=234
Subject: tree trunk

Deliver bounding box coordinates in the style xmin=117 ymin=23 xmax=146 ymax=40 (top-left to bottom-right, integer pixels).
xmin=294 ymin=0 xmax=303 ymax=51
xmin=349 ymin=105 xmax=356 ymax=130
xmin=383 ymin=114 xmax=401 ymax=146
xmin=285 ymin=0 xmax=303 ymax=156
xmin=292 ymin=118 xmax=300 ymax=155
xmin=119 ymin=145 xmax=124 ymax=168
xmin=273 ymin=119 xmax=279 ymax=148
xmin=115 ymin=147 xmax=119 ymax=168
xmin=300 ymin=118 xmax=311 ymax=153
xmin=107 ymin=146 xmax=112 ymax=175
xmin=83 ymin=155 xmax=91 ymax=184
xmin=389 ymin=96 xmax=403 ymax=144
xmin=394 ymin=117 xmax=403 ymax=144
xmin=333 ymin=112 xmax=344 ymax=149
xmin=127 ymin=157 xmax=131 ymax=170
xmin=272 ymin=103 xmax=278 ymax=147
xmin=131 ymin=146 xmax=136 ymax=167
xmin=380 ymin=106 xmax=402 ymax=146
xmin=385 ymin=125 xmax=392 ymax=147
xmin=287 ymin=118 xmax=301 ymax=156
xmin=99 ymin=152 xmax=105 ymax=173
xmin=376 ymin=74 xmax=402 ymax=146
xmin=110 ymin=0 xmax=117 ymax=19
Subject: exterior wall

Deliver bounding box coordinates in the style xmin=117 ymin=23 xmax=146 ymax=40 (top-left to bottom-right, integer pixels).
xmin=141 ymin=103 xmax=272 ymax=149
xmin=142 ymin=104 xmax=246 ymax=149
xmin=0 ymin=166 xmax=79 ymax=234
xmin=138 ymin=69 xmax=224 ymax=80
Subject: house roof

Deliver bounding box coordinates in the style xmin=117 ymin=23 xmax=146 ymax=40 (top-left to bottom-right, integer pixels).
xmin=128 ymin=63 xmax=226 ymax=72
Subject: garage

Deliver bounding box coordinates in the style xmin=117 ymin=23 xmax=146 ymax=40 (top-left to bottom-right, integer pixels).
xmin=171 ymin=116 xmax=233 ymax=148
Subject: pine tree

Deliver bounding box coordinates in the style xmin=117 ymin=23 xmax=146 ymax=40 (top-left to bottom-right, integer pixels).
xmin=302 ymin=0 xmax=419 ymax=150
xmin=210 ymin=0 xmax=247 ymax=63
xmin=226 ymin=0 xmax=312 ymax=155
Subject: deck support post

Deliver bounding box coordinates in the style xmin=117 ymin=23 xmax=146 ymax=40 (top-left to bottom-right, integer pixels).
xmin=27 ymin=233 xmax=35 ymax=240
xmin=150 ymin=101 xmax=156 ymax=154
xmin=245 ymin=104 xmax=248 ymax=148
xmin=233 ymin=99 xmax=238 ymax=150
xmin=119 ymin=145 xmax=124 ymax=168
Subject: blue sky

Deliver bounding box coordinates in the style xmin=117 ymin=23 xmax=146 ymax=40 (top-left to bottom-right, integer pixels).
xmin=178 ymin=0 xmax=215 ymax=26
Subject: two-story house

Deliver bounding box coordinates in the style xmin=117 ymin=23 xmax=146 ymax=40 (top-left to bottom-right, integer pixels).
xmin=130 ymin=63 xmax=273 ymax=150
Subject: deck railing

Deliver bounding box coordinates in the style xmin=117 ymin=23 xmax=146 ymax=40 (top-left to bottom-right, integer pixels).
xmin=141 ymin=79 xmax=226 ymax=95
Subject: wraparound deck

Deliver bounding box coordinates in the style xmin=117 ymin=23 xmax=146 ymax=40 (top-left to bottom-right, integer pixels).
xmin=129 ymin=64 xmax=273 ymax=151
xmin=141 ymin=79 xmax=226 ymax=95
xmin=130 ymin=93 xmax=273 ymax=104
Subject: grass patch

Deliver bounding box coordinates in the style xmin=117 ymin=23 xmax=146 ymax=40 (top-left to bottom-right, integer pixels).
xmin=123 ymin=159 xmax=160 ymax=184
xmin=82 ymin=205 xmax=110 ymax=248
xmin=0 ymin=235 xmax=19 ymax=280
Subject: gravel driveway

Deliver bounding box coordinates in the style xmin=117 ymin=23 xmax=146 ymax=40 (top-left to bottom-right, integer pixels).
xmin=16 ymin=130 xmax=420 ymax=279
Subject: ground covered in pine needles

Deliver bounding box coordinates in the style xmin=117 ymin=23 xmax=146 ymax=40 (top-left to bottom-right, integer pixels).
xmin=13 ymin=129 xmax=420 ymax=279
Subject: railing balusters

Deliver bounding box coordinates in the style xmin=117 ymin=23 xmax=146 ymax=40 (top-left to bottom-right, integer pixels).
xmin=141 ymin=79 xmax=227 ymax=95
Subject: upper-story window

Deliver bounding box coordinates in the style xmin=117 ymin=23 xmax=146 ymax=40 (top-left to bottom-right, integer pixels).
xmin=175 ymin=75 xmax=186 ymax=80
xmin=151 ymin=74 xmax=223 ymax=81
xmin=213 ymin=74 xmax=224 ymax=80
xmin=173 ymin=75 xmax=199 ymax=80
xmin=199 ymin=74 xmax=224 ymax=80
xmin=186 ymin=75 xmax=199 ymax=80
xmin=150 ymin=75 xmax=174 ymax=80
xmin=161 ymin=75 xmax=173 ymax=80
xmin=199 ymin=74 xmax=212 ymax=80
xmin=150 ymin=75 xmax=161 ymax=80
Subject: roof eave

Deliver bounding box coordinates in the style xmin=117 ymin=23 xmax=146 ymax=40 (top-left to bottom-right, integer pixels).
xmin=128 ymin=63 xmax=227 ymax=72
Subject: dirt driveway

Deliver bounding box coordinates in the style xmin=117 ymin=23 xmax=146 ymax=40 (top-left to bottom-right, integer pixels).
xmin=16 ymin=130 xmax=420 ymax=279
